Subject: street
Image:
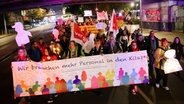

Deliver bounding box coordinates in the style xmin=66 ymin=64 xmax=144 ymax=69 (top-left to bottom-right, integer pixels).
xmin=0 ymin=24 xmax=184 ymax=104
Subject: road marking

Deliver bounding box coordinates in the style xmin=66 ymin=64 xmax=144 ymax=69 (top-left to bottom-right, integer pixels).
xmin=138 ymin=87 xmax=154 ymax=104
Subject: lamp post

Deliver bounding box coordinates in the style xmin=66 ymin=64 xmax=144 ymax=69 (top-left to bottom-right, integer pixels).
xmin=139 ymin=0 xmax=142 ymax=33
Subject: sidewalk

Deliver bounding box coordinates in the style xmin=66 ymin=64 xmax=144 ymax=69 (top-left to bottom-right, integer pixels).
xmin=0 ymin=34 xmax=12 ymax=39
xmin=142 ymin=29 xmax=184 ymax=44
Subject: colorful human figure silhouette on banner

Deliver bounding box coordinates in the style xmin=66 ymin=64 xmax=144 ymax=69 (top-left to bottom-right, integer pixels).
xmin=49 ymin=84 xmax=56 ymax=94
xmin=45 ymin=77 xmax=54 ymax=88
xmin=42 ymin=85 xmax=49 ymax=95
xmin=73 ymin=75 xmax=81 ymax=85
xmin=67 ymin=80 xmax=73 ymax=91
xmin=97 ymin=72 xmax=106 ymax=87
xmin=121 ymin=72 xmax=130 ymax=85
xmin=55 ymin=77 xmax=62 ymax=93
xmin=105 ymin=70 xmax=115 ymax=86
xmin=15 ymin=84 xmax=23 ymax=97
xmin=12 ymin=22 xmax=32 ymax=47
xmin=81 ymin=71 xmax=87 ymax=82
xmin=138 ymin=67 xmax=146 ymax=81
xmin=91 ymin=76 xmax=99 ymax=88
xmin=130 ymin=68 xmax=138 ymax=84
xmin=32 ymin=81 xmax=40 ymax=92
xmin=60 ymin=79 xmax=67 ymax=92
xmin=143 ymin=76 xmax=149 ymax=84
xmin=28 ymin=88 xmax=35 ymax=96
xmin=20 ymin=80 xmax=28 ymax=91
xmin=118 ymin=68 xmax=124 ymax=80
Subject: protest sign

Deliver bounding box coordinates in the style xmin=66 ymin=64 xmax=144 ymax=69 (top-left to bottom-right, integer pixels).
xmin=12 ymin=51 xmax=149 ymax=97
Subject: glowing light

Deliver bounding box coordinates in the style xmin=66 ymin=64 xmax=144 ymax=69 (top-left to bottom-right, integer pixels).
xmin=131 ymin=2 xmax=135 ymax=7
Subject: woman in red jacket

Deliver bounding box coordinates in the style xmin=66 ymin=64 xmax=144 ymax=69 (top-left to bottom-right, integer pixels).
xmin=128 ymin=41 xmax=140 ymax=95
xmin=42 ymin=48 xmax=57 ymax=61
xmin=16 ymin=47 xmax=29 ymax=61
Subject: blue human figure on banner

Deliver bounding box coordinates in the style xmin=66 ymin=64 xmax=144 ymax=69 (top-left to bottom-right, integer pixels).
xmin=32 ymin=81 xmax=40 ymax=92
xmin=73 ymin=75 xmax=81 ymax=85
xmin=42 ymin=85 xmax=49 ymax=95
xmin=130 ymin=68 xmax=138 ymax=84
xmin=118 ymin=68 xmax=124 ymax=80
xmin=15 ymin=84 xmax=23 ymax=97
xmin=49 ymin=84 xmax=56 ymax=94
xmin=67 ymin=80 xmax=73 ymax=91
xmin=121 ymin=72 xmax=130 ymax=85
xmin=143 ymin=76 xmax=149 ymax=84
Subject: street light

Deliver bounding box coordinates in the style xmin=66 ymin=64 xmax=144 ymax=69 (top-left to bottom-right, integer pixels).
xmin=131 ymin=2 xmax=135 ymax=7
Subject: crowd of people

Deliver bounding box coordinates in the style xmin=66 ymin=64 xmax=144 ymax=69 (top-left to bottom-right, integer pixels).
xmin=15 ymin=20 xmax=184 ymax=96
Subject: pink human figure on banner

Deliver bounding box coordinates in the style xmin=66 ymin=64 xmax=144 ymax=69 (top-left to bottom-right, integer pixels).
xmin=12 ymin=22 xmax=32 ymax=47
xmin=91 ymin=76 xmax=99 ymax=89
xmin=138 ymin=67 xmax=146 ymax=81
xmin=118 ymin=68 xmax=124 ymax=80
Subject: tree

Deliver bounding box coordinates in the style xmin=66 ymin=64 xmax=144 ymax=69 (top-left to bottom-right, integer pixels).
xmin=25 ymin=8 xmax=48 ymax=21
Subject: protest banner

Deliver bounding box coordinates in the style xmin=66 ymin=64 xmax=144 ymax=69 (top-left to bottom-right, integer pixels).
xmin=79 ymin=25 xmax=98 ymax=34
xmin=71 ymin=23 xmax=88 ymax=46
xmin=12 ymin=51 xmax=149 ymax=98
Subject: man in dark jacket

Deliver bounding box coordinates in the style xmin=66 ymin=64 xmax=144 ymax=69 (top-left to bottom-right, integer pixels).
xmin=145 ymin=31 xmax=159 ymax=85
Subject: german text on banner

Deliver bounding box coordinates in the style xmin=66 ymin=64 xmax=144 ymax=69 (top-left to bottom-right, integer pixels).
xmin=12 ymin=51 xmax=149 ymax=98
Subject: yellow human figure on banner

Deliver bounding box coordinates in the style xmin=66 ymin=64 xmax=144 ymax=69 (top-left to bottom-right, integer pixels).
xmin=12 ymin=22 xmax=32 ymax=47
xmin=164 ymin=49 xmax=183 ymax=74
xmin=105 ymin=70 xmax=115 ymax=86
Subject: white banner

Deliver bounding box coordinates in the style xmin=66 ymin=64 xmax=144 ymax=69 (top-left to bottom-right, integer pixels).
xmin=12 ymin=51 xmax=149 ymax=97
xmin=84 ymin=10 xmax=92 ymax=17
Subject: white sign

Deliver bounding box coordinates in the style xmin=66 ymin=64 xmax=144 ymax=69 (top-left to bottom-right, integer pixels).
xmin=96 ymin=22 xmax=107 ymax=29
xmin=84 ymin=10 xmax=92 ymax=17
xmin=164 ymin=49 xmax=183 ymax=74
xmin=78 ymin=17 xmax=84 ymax=23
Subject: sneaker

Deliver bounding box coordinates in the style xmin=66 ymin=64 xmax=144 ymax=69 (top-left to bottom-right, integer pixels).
xmin=164 ymin=86 xmax=170 ymax=91
xmin=156 ymin=83 xmax=160 ymax=88
xmin=132 ymin=89 xmax=136 ymax=95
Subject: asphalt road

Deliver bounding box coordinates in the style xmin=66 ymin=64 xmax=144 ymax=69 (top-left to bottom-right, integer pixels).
xmin=0 ymin=25 xmax=184 ymax=104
